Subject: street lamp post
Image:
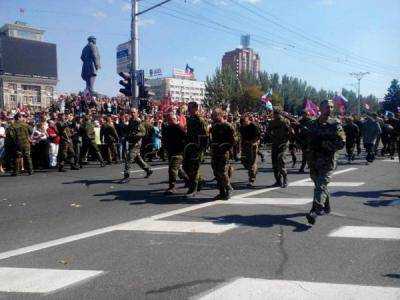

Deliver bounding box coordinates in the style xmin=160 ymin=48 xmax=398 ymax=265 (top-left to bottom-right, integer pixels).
xmin=350 ymin=72 xmax=369 ymax=115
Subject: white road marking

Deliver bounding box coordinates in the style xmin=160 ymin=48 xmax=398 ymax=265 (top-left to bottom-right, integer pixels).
xmin=329 ymin=226 xmax=400 ymax=240
xmin=0 ymin=267 xmax=103 ymax=293
xmin=225 ymin=198 xmax=312 ymax=205
xmin=194 ymin=277 xmax=400 ymax=300
xmin=0 ymin=167 xmax=358 ymax=260
xmin=383 ymin=158 xmax=399 ymax=162
xmin=234 ymin=167 xmax=358 ymax=199
xmin=0 ymin=201 xmax=222 ymax=261
xmin=120 ymin=166 xmax=168 ymax=174
xmin=290 ymin=181 xmax=364 ymax=187
xmin=116 ymin=220 xmax=237 ymax=234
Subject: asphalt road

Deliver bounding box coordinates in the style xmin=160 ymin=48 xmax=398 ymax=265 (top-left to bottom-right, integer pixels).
xmin=0 ymin=151 xmax=399 ymax=299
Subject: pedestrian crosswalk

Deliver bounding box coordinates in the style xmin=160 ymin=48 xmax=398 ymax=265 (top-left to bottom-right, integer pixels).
xmin=0 ymin=268 xmax=103 ymax=293
xmin=1 ymin=166 xmax=398 ymax=297
xmin=194 ymin=278 xmax=400 ymax=300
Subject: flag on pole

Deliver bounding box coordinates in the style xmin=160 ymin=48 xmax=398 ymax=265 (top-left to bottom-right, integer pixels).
xmin=261 ymin=94 xmax=272 ymax=110
xmin=333 ymin=94 xmax=348 ymax=115
xmin=304 ymin=99 xmax=319 ymax=117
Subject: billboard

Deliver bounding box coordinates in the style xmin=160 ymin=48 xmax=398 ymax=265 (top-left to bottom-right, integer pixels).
xmin=0 ymin=36 xmax=57 ymax=79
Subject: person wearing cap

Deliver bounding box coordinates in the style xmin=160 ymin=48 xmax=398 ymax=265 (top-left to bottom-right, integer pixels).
xmin=7 ymin=113 xmax=34 ymax=176
xmin=343 ymin=116 xmax=360 ymax=163
xmin=80 ymin=115 xmax=105 ymax=167
xmin=269 ymin=106 xmax=292 ymax=188
xmin=81 ymin=36 xmax=101 ymax=95
xmin=305 ymin=99 xmax=345 ymax=225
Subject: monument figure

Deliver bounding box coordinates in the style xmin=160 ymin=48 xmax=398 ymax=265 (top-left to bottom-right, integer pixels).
xmin=81 ymin=36 xmax=100 ymax=95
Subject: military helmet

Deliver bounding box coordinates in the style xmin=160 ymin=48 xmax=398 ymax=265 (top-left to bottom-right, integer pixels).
xmin=87 ymin=36 xmax=96 ymax=42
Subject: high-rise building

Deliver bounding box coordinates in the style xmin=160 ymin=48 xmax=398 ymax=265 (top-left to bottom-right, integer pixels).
xmin=0 ymin=22 xmax=58 ymax=110
xmin=221 ymin=35 xmax=260 ymax=77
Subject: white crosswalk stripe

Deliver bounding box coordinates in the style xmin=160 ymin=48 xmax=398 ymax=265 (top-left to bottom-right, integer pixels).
xmin=329 ymin=226 xmax=400 ymax=240
xmin=194 ymin=278 xmax=400 ymax=300
xmin=225 ymin=197 xmax=312 ymax=205
xmin=290 ymin=181 xmax=364 ymax=187
xmin=0 ymin=267 xmax=103 ymax=293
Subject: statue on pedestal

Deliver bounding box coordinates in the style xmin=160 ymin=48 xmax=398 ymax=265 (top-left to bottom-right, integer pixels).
xmin=81 ymin=36 xmax=100 ymax=96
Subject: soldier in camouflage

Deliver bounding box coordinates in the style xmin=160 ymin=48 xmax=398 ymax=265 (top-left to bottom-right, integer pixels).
xmin=210 ymin=108 xmax=236 ymax=200
xmin=162 ymin=113 xmax=187 ymax=195
xmin=183 ymin=102 xmax=208 ymax=197
xmin=8 ymin=113 xmax=33 ymax=176
xmin=297 ymin=110 xmax=312 ymax=173
xmin=123 ymin=108 xmax=153 ymax=179
xmin=306 ymin=99 xmax=345 ymax=225
xmin=80 ymin=115 xmax=105 ymax=167
xmin=239 ymin=114 xmax=261 ymax=187
xmin=57 ymin=113 xmax=80 ymax=172
xmin=269 ymin=107 xmax=292 ymax=188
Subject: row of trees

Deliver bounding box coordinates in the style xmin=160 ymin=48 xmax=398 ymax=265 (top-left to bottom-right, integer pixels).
xmin=382 ymin=79 xmax=400 ymax=113
xmin=204 ymin=67 xmax=382 ymax=115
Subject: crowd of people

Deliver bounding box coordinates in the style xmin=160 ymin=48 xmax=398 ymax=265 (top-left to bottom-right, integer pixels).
xmin=1 ymin=97 xmax=399 ymax=225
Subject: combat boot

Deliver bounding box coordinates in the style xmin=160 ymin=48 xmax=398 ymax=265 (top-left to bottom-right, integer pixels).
xmin=197 ymin=179 xmax=205 ymax=192
xmin=145 ymin=168 xmax=153 ymax=178
xmin=281 ymin=176 xmax=288 ymax=188
xmin=123 ymin=172 xmax=130 ymax=179
xmin=164 ymin=187 xmax=177 ymax=196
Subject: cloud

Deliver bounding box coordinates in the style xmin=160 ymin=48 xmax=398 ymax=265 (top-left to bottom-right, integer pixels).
xmin=242 ymin=0 xmax=261 ymax=4
xmin=138 ymin=19 xmax=155 ymax=27
xmin=92 ymin=11 xmax=107 ymax=19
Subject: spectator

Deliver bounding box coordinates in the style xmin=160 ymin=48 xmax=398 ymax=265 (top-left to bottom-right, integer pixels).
xmin=0 ymin=119 xmax=6 ymax=174
xmin=47 ymin=120 xmax=60 ymax=168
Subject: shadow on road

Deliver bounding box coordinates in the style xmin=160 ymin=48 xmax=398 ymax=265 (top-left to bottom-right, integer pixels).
xmin=94 ymin=189 xmax=214 ymax=205
xmin=383 ymin=273 xmax=400 ymax=280
xmin=146 ymin=279 xmax=224 ymax=295
xmin=204 ymin=213 xmax=311 ymax=232
xmin=331 ymin=189 xmax=400 ymax=199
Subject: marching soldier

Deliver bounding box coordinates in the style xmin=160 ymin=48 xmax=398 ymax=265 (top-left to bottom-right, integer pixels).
xmin=343 ymin=117 xmax=359 ymax=163
xmin=8 ymin=113 xmax=33 ymax=176
xmin=80 ymin=115 xmax=105 ymax=167
xmin=57 ymin=113 xmax=80 ymax=172
xmin=101 ymin=116 xmax=119 ymax=164
xmin=123 ymin=108 xmax=153 ymax=179
xmin=269 ymin=107 xmax=292 ymax=188
xmin=163 ymin=113 xmax=188 ymax=195
xmin=297 ymin=110 xmax=312 ymax=173
xmin=306 ymin=99 xmax=345 ymax=225
xmin=183 ymin=102 xmax=208 ymax=197
xmin=210 ymin=108 xmax=235 ymax=200
xmin=239 ymin=114 xmax=261 ymax=187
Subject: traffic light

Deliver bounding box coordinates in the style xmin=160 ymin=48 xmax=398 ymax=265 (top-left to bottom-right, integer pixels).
xmin=118 ymin=72 xmax=132 ymax=97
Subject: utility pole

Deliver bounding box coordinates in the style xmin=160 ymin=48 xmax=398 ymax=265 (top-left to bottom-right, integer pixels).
xmin=130 ymin=0 xmax=139 ymax=108
xmin=130 ymin=0 xmax=172 ymax=108
xmin=350 ymin=72 xmax=369 ymax=115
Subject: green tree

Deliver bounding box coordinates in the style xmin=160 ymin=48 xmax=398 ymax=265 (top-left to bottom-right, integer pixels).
xmin=383 ymin=79 xmax=400 ymax=112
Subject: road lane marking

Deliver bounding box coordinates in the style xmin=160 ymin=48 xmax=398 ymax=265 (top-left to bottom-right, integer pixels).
xmin=234 ymin=167 xmax=358 ymax=199
xmin=0 ymin=267 xmax=103 ymax=293
xmin=383 ymin=158 xmax=399 ymax=162
xmin=0 ymin=201 xmax=221 ymax=261
xmin=194 ymin=278 xmax=400 ymax=300
xmin=225 ymin=198 xmax=312 ymax=205
xmin=116 ymin=220 xmax=237 ymax=234
xmin=290 ymin=181 xmax=364 ymax=187
xmin=329 ymin=226 xmax=400 ymax=240
xmin=0 ymin=167 xmax=358 ymax=260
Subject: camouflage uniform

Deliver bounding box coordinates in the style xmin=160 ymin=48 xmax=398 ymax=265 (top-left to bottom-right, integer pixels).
xmin=163 ymin=123 xmax=187 ymax=191
xmin=8 ymin=120 xmax=33 ymax=175
xmin=210 ymin=122 xmax=235 ymax=200
xmin=239 ymin=122 xmax=261 ymax=184
xmin=297 ymin=116 xmax=312 ymax=172
xmin=343 ymin=121 xmax=359 ymax=162
xmin=101 ymin=124 xmax=119 ymax=163
xmin=269 ymin=116 xmax=291 ymax=186
xmin=81 ymin=120 xmax=105 ymax=165
xmin=124 ymin=118 xmax=151 ymax=177
xmin=57 ymin=121 xmax=78 ymax=171
xmin=307 ymin=118 xmax=345 ymax=215
xmin=183 ymin=115 xmax=208 ymax=194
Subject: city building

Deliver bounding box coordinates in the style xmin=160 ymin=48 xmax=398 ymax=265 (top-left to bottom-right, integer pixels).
xmin=0 ymin=22 xmax=58 ymax=110
xmin=221 ymin=35 xmax=261 ymax=78
xmin=148 ymin=69 xmax=205 ymax=104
